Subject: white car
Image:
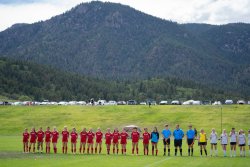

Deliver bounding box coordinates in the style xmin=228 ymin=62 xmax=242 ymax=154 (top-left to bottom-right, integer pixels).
xmin=97 ymin=100 xmax=108 ymax=105
xmin=171 ymin=100 xmax=181 ymax=105
xmin=77 ymin=101 xmax=86 ymax=105
xmin=58 ymin=101 xmax=68 ymax=105
xmin=237 ymin=100 xmax=245 ymax=105
xmin=225 ymin=100 xmax=233 ymax=104
xmin=193 ymin=101 xmax=201 ymax=105
xmin=108 ymin=101 xmax=117 ymax=105
xmin=182 ymin=100 xmax=194 ymax=105
xmin=140 ymin=102 xmax=147 ymax=105
xmin=159 ymin=101 xmax=168 ymax=105
xmin=212 ymin=101 xmax=222 ymax=105
xmin=12 ymin=101 xmax=22 ymax=106
xmin=50 ymin=102 xmax=58 ymax=105
xmin=68 ymin=101 xmax=77 ymax=105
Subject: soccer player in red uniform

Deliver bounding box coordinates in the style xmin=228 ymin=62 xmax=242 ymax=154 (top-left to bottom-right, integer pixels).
xmin=105 ymin=128 xmax=113 ymax=155
xmin=87 ymin=128 xmax=95 ymax=154
xmin=95 ymin=128 xmax=103 ymax=154
xmin=45 ymin=126 xmax=52 ymax=153
xmin=22 ymin=128 xmax=29 ymax=153
xmin=112 ymin=128 xmax=120 ymax=154
xmin=143 ymin=128 xmax=150 ymax=155
xmin=120 ymin=128 xmax=129 ymax=155
xmin=62 ymin=126 xmax=69 ymax=154
xmin=51 ymin=127 xmax=59 ymax=153
xmin=37 ymin=127 xmax=45 ymax=153
xmin=79 ymin=128 xmax=88 ymax=154
xmin=29 ymin=127 xmax=37 ymax=153
xmin=70 ymin=127 xmax=78 ymax=154
xmin=131 ymin=127 xmax=140 ymax=155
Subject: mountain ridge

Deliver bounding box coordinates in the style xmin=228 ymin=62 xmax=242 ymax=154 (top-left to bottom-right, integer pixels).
xmin=0 ymin=1 xmax=249 ymax=96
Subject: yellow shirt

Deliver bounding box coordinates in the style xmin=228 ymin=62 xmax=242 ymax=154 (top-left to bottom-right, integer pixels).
xmin=199 ymin=133 xmax=207 ymax=142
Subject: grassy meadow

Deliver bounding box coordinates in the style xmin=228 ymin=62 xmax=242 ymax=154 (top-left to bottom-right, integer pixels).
xmin=0 ymin=105 xmax=249 ymax=167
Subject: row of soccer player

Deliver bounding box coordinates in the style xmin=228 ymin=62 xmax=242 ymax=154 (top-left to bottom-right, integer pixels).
xmin=22 ymin=124 xmax=250 ymax=157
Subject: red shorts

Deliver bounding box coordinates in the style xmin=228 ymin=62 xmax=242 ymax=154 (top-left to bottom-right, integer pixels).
xmin=71 ymin=140 xmax=77 ymax=143
xmin=30 ymin=140 xmax=36 ymax=143
xmin=113 ymin=140 xmax=118 ymax=144
xmin=52 ymin=139 xmax=58 ymax=143
xmin=81 ymin=140 xmax=86 ymax=143
xmin=96 ymin=140 xmax=102 ymax=143
xmin=120 ymin=141 xmax=127 ymax=145
xmin=87 ymin=140 xmax=93 ymax=144
xmin=132 ymin=141 xmax=139 ymax=143
xmin=105 ymin=141 xmax=111 ymax=145
xmin=62 ymin=140 xmax=68 ymax=143
xmin=143 ymin=141 xmax=149 ymax=144
xmin=23 ymin=139 xmax=28 ymax=143
xmin=45 ymin=139 xmax=51 ymax=143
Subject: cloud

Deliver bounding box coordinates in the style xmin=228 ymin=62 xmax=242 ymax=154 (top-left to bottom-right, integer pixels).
xmin=0 ymin=0 xmax=250 ymax=32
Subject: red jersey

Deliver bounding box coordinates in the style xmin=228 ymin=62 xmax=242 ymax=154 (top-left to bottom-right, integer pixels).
xmin=23 ymin=132 xmax=29 ymax=142
xmin=120 ymin=132 xmax=128 ymax=144
xmin=70 ymin=132 xmax=78 ymax=143
xmin=87 ymin=132 xmax=95 ymax=143
xmin=105 ymin=132 xmax=113 ymax=145
xmin=112 ymin=132 xmax=120 ymax=143
xmin=62 ymin=130 xmax=69 ymax=142
xmin=37 ymin=130 xmax=45 ymax=142
xmin=143 ymin=132 xmax=150 ymax=144
xmin=52 ymin=131 xmax=59 ymax=143
xmin=45 ymin=130 xmax=51 ymax=142
xmin=96 ymin=131 xmax=103 ymax=143
xmin=80 ymin=131 xmax=88 ymax=143
xmin=30 ymin=131 xmax=37 ymax=143
xmin=131 ymin=131 xmax=140 ymax=143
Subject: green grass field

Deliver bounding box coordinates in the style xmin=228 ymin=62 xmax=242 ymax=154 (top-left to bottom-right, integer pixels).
xmin=0 ymin=105 xmax=249 ymax=167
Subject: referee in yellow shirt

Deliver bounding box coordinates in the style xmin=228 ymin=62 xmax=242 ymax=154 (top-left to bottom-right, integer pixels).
xmin=198 ymin=128 xmax=208 ymax=157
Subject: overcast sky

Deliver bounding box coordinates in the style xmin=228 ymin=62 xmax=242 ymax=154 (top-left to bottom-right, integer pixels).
xmin=1 ymin=0 xmax=250 ymax=31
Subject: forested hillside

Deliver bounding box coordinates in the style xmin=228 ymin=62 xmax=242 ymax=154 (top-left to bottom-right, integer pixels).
xmin=0 ymin=58 xmax=241 ymax=101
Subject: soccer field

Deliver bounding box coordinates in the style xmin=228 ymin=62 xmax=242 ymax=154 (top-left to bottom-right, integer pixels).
xmin=0 ymin=105 xmax=249 ymax=167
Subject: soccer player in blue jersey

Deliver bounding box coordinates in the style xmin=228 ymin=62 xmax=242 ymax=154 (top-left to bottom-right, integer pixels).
xmin=162 ymin=124 xmax=171 ymax=156
xmin=173 ymin=124 xmax=184 ymax=156
xmin=186 ymin=124 xmax=195 ymax=156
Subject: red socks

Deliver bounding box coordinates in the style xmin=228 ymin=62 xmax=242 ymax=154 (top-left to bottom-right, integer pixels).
xmin=136 ymin=148 xmax=139 ymax=154
xmin=62 ymin=147 xmax=64 ymax=154
xmin=132 ymin=148 xmax=134 ymax=154
xmin=156 ymin=149 xmax=158 ymax=156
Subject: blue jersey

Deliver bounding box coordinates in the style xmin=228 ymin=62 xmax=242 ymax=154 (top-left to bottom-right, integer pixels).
xmin=173 ymin=129 xmax=184 ymax=140
xmin=186 ymin=129 xmax=195 ymax=139
xmin=162 ymin=129 xmax=171 ymax=139
xmin=151 ymin=132 xmax=159 ymax=143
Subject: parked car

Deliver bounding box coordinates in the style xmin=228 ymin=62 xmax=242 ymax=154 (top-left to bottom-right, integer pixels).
xmin=22 ymin=101 xmax=32 ymax=106
xmin=212 ymin=101 xmax=222 ymax=105
xmin=50 ymin=102 xmax=58 ymax=105
xmin=77 ymin=101 xmax=86 ymax=105
xmin=117 ymin=101 xmax=126 ymax=105
xmin=225 ymin=100 xmax=233 ymax=104
xmin=193 ymin=101 xmax=201 ymax=105
xmin=139 ymin=102 xmax=147 ymax=105
xmin=108 ymin=101 xmax=117 ymax=105
xmin=14 ymin=101 xmax=23 ymax=105
xmin=127 ymin=100 xmax=137 ymax=105
xmin=159 ymin=101 xmax=168 ymax=105
xmin=97 ymin=100 xmax=108 ymax=105
xmin=182 ymin=100 xmax=194 ymax=105
xmin=237 ymin=100 xmax=245 ymax=105
xmin=58 ymin=101 xmax=68 ymax=105
xmin=68 ymin=101 xmax=77 ymax=105
xmin=150 ymin=101 xmax=157 ymax=105
xmin=171 ymin=100 xmax=181 ymax=105
xmin=1 ymin=101 xmax=12 ymax=105
xmin=248 ymin=101 xmax=250 ymax=105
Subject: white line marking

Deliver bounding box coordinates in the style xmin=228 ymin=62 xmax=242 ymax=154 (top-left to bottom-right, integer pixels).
xmin=144 ymin=157 xmax=172 ymax=167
